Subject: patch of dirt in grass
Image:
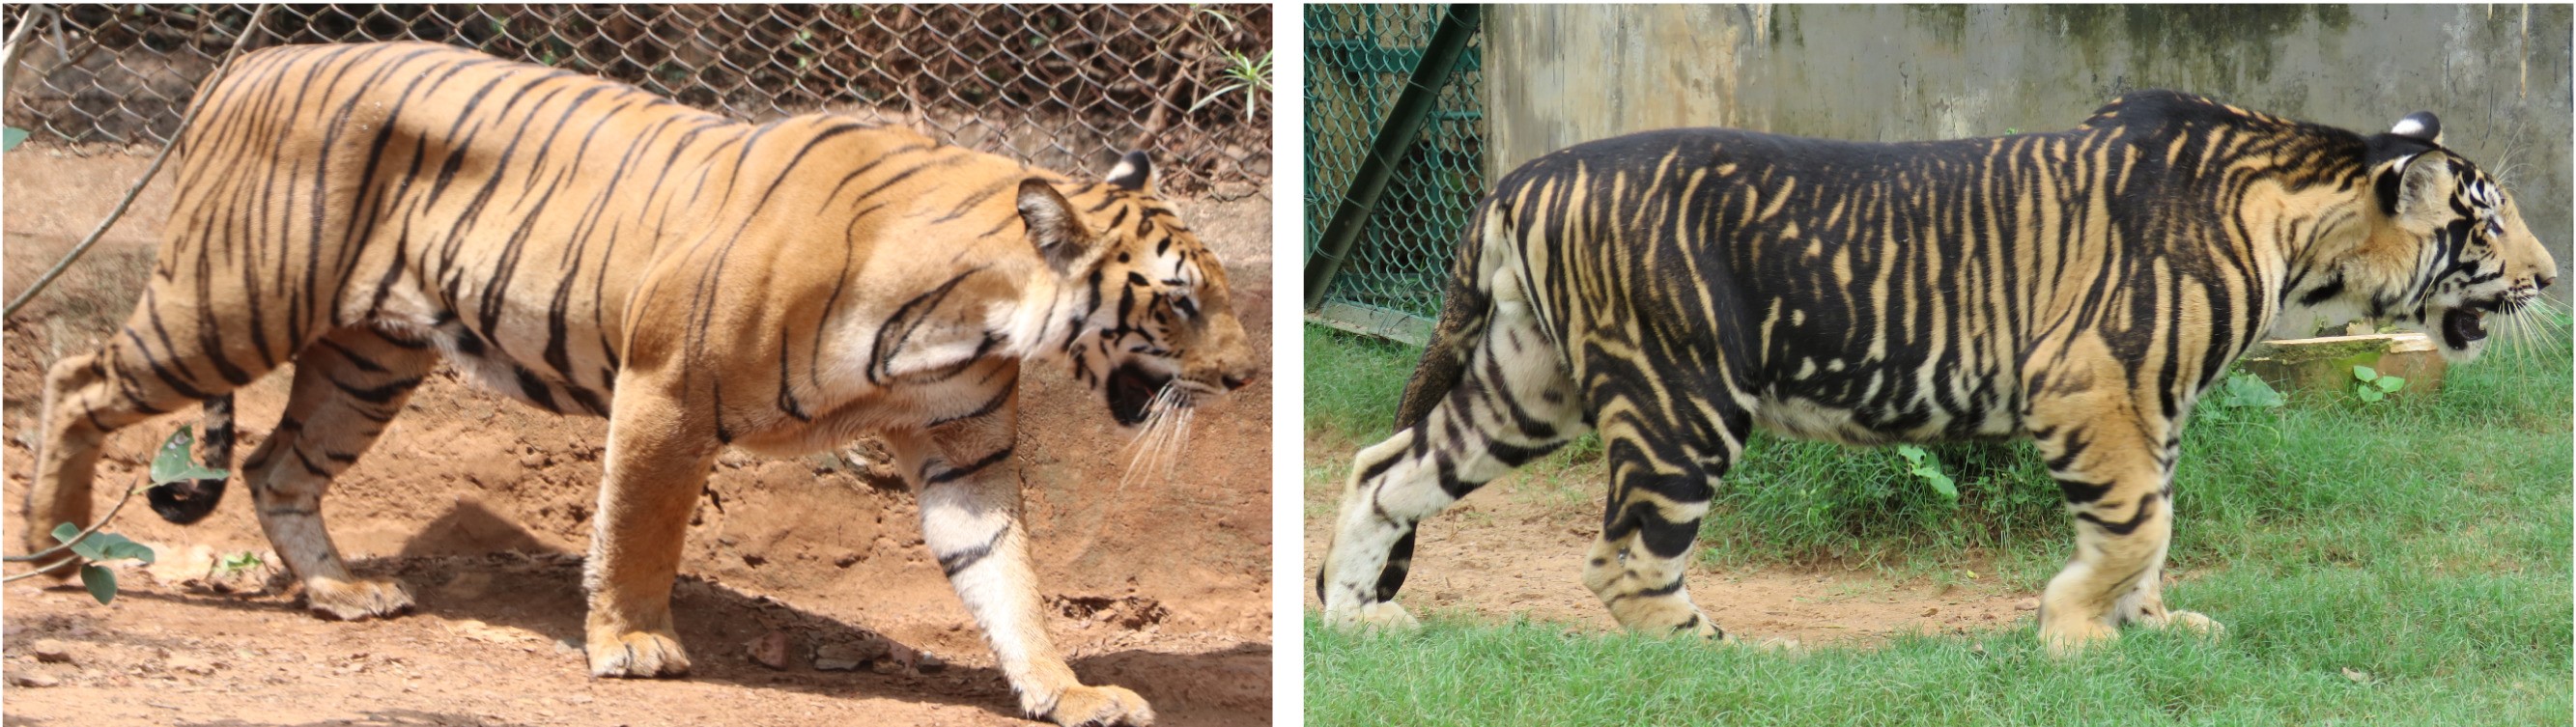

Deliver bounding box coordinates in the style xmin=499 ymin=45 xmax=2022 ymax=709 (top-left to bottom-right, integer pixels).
xmin=1303 ymin=434 xmax=2032 ymax=646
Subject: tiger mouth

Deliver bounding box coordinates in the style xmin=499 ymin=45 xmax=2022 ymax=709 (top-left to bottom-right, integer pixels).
xmin=2439 ymin=298 xmax=2502 ymax=350
xmin=1106 ymin=363 xmax=1174 ymax=426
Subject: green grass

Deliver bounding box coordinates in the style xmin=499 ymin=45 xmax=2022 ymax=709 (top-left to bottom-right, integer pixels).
xmin=1305 ymin=323 xmax=2573 ymax=725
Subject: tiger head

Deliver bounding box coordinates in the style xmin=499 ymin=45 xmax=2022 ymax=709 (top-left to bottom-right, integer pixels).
xmin=1008 ymin=152 xmax=1258 ymax=426
xmin=2288 ymin=111 xmax=2559 ymax=361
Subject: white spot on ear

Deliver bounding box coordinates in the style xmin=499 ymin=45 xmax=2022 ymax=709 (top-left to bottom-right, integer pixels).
xmin=2390 ymin=118 xmax=2427 ymax=137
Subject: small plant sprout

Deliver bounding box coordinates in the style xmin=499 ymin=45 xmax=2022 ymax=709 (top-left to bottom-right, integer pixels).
xmin=1191 ymin=49 xmax=1273 ymax=119
xmin=1894 ymin=444 xmax=1959 ymax=502
xmin=2351 ymin=364 xmax=2406 ymax=404
xmin=212 ymin=551 xmax=265 ymax=580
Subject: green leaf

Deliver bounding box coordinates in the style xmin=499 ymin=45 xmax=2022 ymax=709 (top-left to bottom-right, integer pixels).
xmin=2352 ymin=365 xmax=2380 ymax=382
xmin=151 ymin=426 xmax=227 ymax=486
xmin=2357 ymin=385 xmax=2385 ymax=404
xmin=50 ymin=521 xmax=79 ymax=546
xmin=66 ymin=531 xmax=147 ymax=564
xmin=1895 ymin=444 xmax=1928 ymax=463
xmin=2376 ymin=376 xmax=2406 ymax=393
xmin=80 ymin=565 xmax=117 ymax=605
xmin=1925 ymin=472 xmax=1959 ymax=500
xmin=3 ymin=126 xmax=26 ymax=152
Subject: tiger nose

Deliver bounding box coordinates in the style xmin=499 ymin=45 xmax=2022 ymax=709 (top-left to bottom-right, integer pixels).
xmin=2538 ymin=271 xmax=2557 ymax=291
xmin=1222 ymin=373 xmax=1255 ymax=390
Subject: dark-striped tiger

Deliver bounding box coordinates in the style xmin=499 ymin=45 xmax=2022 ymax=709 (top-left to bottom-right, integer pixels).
xmin=1316 ymin=90 xmax=2555 ymax=652
xmin=22 ymin=42 xmax=1258 ymax=726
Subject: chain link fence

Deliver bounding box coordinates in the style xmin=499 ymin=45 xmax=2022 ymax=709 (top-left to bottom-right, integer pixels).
xmin=1 ymin=3 xmax=1271 ymax=199
xmin=1304 ymin=4 xmax=1483 ymax=339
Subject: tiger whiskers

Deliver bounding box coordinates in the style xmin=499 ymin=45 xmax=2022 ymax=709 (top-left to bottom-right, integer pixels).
xmin=1118 ymin=384 xmax=1199 ymax=490
xmin=2491 ymin=294 xmax=2571 ymax=364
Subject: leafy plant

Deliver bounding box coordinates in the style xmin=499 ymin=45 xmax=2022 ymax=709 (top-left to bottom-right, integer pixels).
xmin=46 ymin=427 xmax=225 ymax=604
xmin=1191 ymin=49 xmax=1273 ymax=120
xmin=2351 ymin=364 xmax=2406 ymax=404
xmin=3 ymin=126 xmax=26 ymax=152
xmin=2200 ymin=370 xmax=2288 ymax=422
xmin=48 ymin=523 xmax=152 ymax=605
xmin=1893 ymin=444 xmax=1959 ymax=502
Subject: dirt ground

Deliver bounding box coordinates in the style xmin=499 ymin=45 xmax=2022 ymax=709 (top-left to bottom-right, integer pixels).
xmin=1300 ymin=435 xmax=2034 ymax=647
xmin=0 ymin=151 xmax=1275 ymax=726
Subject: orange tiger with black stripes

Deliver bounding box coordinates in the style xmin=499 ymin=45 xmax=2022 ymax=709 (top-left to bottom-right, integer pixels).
xmin=22 ymin=42 xmax=1254 ymax=725
xmin=1316 ymin=90 xmax=2556 ymax=653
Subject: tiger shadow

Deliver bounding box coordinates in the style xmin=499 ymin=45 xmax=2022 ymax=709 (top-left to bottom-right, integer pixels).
xmin=110 ymin=499 xmax=1260 ymax=721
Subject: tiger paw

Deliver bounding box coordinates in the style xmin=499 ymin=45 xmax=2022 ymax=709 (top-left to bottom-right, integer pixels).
xmin=304 ymin=576 xmax=414 ymax=621
xmin=2039 ymin=616 xmax=2119 ymax=657
xmin=1042 ymin=684 xmax=1155 ymax=727
xmin=1328 ymin=601 xmax=1421 ymax=633
xmin=2141 ymin=609 xmax=2226 ymax=639
xmin=585 ymin=627 xmax=691 ymax=678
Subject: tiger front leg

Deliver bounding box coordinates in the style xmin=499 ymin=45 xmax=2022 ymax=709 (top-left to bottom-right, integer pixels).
xmin=2027 ymin=379 xmax=2222 ymax=655
xmin=900 ymin=403 xmax=1152 ymax=726
xmin=1578 ymin=395 xmax=1731 ymax=640
xmin=581 ymin=387 xmax=721 ymax=678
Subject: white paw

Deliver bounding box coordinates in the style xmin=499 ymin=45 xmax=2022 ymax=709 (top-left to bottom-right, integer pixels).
xmin=305 ymin=576 xmax=415 ymax=621
xmin=1045 ymin=684 xmax=1154 ymax=726
xmin=1327 ymin=601 xmax=1422 ymax=633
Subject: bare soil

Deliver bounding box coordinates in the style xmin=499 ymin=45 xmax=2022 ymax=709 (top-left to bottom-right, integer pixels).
xmin=1301 ymin=434 xmax=2033 ymax=646
xmin=0 ymin=150 xmax=1275 ymax=726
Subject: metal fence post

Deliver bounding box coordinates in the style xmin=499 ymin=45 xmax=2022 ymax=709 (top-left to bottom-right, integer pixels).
xmin=1302 ymin=3 xmax=1479 ymax=311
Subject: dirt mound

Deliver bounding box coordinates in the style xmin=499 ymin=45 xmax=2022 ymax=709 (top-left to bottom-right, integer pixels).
xmin=2 ymin=152 xmax=1275 ymax=726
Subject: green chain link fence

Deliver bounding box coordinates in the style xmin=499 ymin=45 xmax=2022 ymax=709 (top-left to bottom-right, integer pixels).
xmin=1303 ymin=4 xmax=1484 ymax=344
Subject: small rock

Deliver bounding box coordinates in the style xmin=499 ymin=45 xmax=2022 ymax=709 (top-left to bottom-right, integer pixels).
xmin=2014 ymin=598 xmax=2040 ymax=611
xmin=11 ymin=671 xmax=60 ymax=687
xmin=868 ymin=659 xmax=902 ymax=675
xmin=29 ymin=640 xmax=72 ymax=664
xmin=439 ymin=572 xmax=494 ymax=601
xmin=890 ymin=644 xmax=944 ymax=673
xmin=746 ymin=631 xmax=789 ymax=670
xmin=167 ymin=654 xmax=217 ymax=676
xmin=1920 ymin=606 xmax=1939 ymax=617
xmin=2341 ymin=667 xmax=2372 ymax=685
xmin=833 ymin=552 xmax=862 ymax=569
xmin=813 ymin=637 xmax=891 ymax=671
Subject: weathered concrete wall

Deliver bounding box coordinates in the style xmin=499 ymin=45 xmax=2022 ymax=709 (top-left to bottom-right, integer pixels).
xmin=1486 ymin=5 xmax=2575 ymax=280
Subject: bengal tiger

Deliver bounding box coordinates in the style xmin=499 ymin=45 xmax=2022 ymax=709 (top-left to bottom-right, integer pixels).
xmin=20 ymin=42 xmax=1258 ymax=726
xmin=1316 ymin=90 xmax=2557 ymax=652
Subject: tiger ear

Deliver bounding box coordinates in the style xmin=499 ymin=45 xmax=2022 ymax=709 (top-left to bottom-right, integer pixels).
xmin=1105 ymin=151 xmax=1154 ymax=194
xmin=1018 ymin=179 xmax=1094 ymax=273
xmin=2382 ymin=153 xmax=2459 ymax=224
xmin=2389 ymin=111 xmax=2443 ymax=147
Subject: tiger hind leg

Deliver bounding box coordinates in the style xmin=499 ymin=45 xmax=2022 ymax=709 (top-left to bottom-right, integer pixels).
xmin=25 ymin=330 xmax=257 ymax=573
xmin=1316 ymin=278 xmax=1586 ymax=629
xmin=241 ymin=326 xmax=438 ymax=620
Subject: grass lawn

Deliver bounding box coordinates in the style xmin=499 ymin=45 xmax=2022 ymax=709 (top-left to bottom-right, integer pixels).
xmin=1303 ymin=324 xmax=2573 ymax=726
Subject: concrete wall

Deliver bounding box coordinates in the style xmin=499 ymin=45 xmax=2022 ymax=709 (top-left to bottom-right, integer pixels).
xmin=1485 ymin=5 xmax=2575 ymax=281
